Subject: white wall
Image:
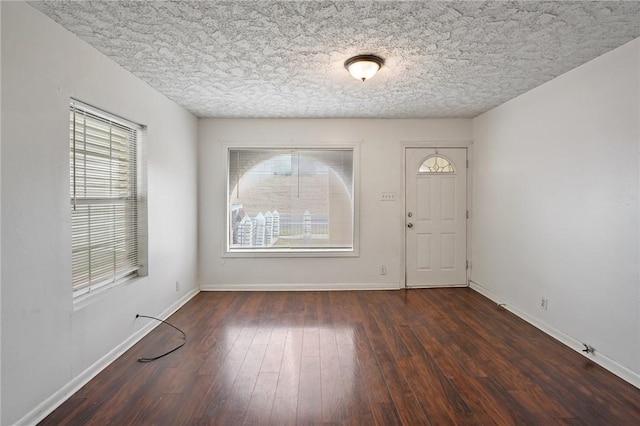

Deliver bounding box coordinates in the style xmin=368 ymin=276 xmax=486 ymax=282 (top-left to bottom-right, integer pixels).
xmin=199 ymin=118 xmax=472 ymax=290
xmin=1 ymin=3 xmax=199 ymax=425
xmin=471 ymin=38 xmax=640 ymax=385
xmin=0 ymin=3 xmax=3 ymax=422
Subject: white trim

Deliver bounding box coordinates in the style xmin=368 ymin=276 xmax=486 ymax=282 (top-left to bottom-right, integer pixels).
xmin=399 ymin=140 xmax=473 ymax=149
xmin=469 ymin=281 xmax=640 ymax=389
xmin=17 ymin=288 xmax=200 ymax=426
xmin=223 ymin=249 xmax=358 ymax=258
xmin=200 ymin=282 xmax=400 ymax=292
xmin=465 ymin=144 xmax=473 ymax=285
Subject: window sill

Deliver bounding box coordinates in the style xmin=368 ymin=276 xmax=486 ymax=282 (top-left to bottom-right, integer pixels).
xmin=73 ymin=275 xmax=143 ymax=311
xmin=223 ymin=248 xmax=359 ymax=258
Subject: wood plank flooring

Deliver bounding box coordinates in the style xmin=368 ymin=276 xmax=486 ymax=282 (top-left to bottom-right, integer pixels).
xmin=40 ymin=289 xmax=640 ymax=425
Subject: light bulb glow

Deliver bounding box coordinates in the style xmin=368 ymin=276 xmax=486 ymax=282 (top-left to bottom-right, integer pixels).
xmin=347 ymin=61 xmax=381 ymax=81
xmin=344 ymin=55 xmax=384 ymax=82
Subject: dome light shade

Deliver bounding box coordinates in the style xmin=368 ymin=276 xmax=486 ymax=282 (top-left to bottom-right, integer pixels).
xmin=344 ymin=54 xmax=384 ymax=82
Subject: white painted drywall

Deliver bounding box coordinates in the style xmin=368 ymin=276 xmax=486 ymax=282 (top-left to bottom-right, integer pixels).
xmin=1 ymin=3 xmax=198 ymax=424
xmin=471 ymin=38 xmax=640 ymax=382
xmin=199 ymin=118 xmax=472 ymax=289
xmin=0 ymin=3 xmax=3 ymax=422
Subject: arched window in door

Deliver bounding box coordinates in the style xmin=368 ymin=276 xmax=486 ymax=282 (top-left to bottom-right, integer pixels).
xmin=418 ymin=155 xmax=455 ymax=173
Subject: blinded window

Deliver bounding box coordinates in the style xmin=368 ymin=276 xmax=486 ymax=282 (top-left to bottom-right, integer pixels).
xmin=70 ymin=101 xmax=141 ymax=296
xmin=227 ymin=148 xmax=355 ymax=253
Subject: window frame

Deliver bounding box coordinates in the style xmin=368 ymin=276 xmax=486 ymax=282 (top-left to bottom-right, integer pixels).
xmin=70 ymin=99 xmax=147 ymax=301
xmin=224 ymin=142 xmax=360 ymax=258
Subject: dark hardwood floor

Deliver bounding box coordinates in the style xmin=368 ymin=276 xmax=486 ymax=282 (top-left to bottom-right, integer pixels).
xmin=40 ymin=289 xmax=640 ymax=425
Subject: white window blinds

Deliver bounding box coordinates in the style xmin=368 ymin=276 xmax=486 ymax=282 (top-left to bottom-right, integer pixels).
xmin=70 ymin=102 xmax=141 ymax=295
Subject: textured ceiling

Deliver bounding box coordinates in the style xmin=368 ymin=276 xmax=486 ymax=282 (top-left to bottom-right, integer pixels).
xmin=30 ymin=1 xmax=640 ymax=119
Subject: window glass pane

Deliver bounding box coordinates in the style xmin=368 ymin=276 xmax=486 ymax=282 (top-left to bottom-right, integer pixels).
xmin=419 ymin=155 xmax=455 ymax=173
xmin=228 ymin=148 xmax=354 ymax=252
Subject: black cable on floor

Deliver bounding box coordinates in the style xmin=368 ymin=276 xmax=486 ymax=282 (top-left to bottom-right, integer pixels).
xmin=135 ymin=314 xmax=187 ymax=362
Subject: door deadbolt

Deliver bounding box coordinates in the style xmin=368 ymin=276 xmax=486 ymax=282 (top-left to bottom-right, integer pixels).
xmin=407 ymin=212 xmax=413 ymax=217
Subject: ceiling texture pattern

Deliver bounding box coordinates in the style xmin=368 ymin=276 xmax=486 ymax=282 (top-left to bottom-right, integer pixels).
xmin=30 ymin=1 xmax=640 ymax=119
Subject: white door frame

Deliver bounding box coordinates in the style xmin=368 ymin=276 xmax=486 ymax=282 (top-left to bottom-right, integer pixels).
xmin=400 ymin=140 xmax=473 ymax=289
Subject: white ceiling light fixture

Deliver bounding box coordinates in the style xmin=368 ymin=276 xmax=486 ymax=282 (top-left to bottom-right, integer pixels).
xmin=344 ymin=54 xmax=384 ymax=82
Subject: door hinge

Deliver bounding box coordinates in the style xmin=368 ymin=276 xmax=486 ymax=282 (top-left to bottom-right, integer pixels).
xmin=466 ymin=260 xmax=469 ymax=270
xmin=466 ymin=210 xmax=469 ymax=219
xmin=466 ymin=159 xmax=469 ymax=168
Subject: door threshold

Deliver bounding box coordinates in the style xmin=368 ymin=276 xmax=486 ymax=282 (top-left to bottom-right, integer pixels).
xmin=405 ymin=284 xmax=468 ymax=289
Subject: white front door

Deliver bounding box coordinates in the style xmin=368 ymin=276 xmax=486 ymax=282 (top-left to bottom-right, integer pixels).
xmin=405 ymin=148 xmax=467 ymax=287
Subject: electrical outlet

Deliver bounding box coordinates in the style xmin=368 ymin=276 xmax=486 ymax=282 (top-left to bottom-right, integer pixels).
xmin=176 ymin=281 xmax=181 ymax=292
xmin=380 ymin=265 xmax=387 ymax=275
xmin=380 ymin=192 xmax=396 ymax=201
xmin=540 ymin=297 xmax=548 ymax=310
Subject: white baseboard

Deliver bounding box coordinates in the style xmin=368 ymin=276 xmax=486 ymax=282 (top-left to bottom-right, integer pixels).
xmin=469 ymin=280 xmax=640 ymax=389
xmin=406 ymin=284 xmax=468 ymax=289
xmin=17 ymin=288 xmax=200 ymax=426
xmin=200 ymin=282 xmax=401 ymax=291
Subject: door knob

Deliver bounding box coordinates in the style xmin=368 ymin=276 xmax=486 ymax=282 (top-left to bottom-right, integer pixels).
xmin=407 ymin=223 xmax=413 ymax=228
